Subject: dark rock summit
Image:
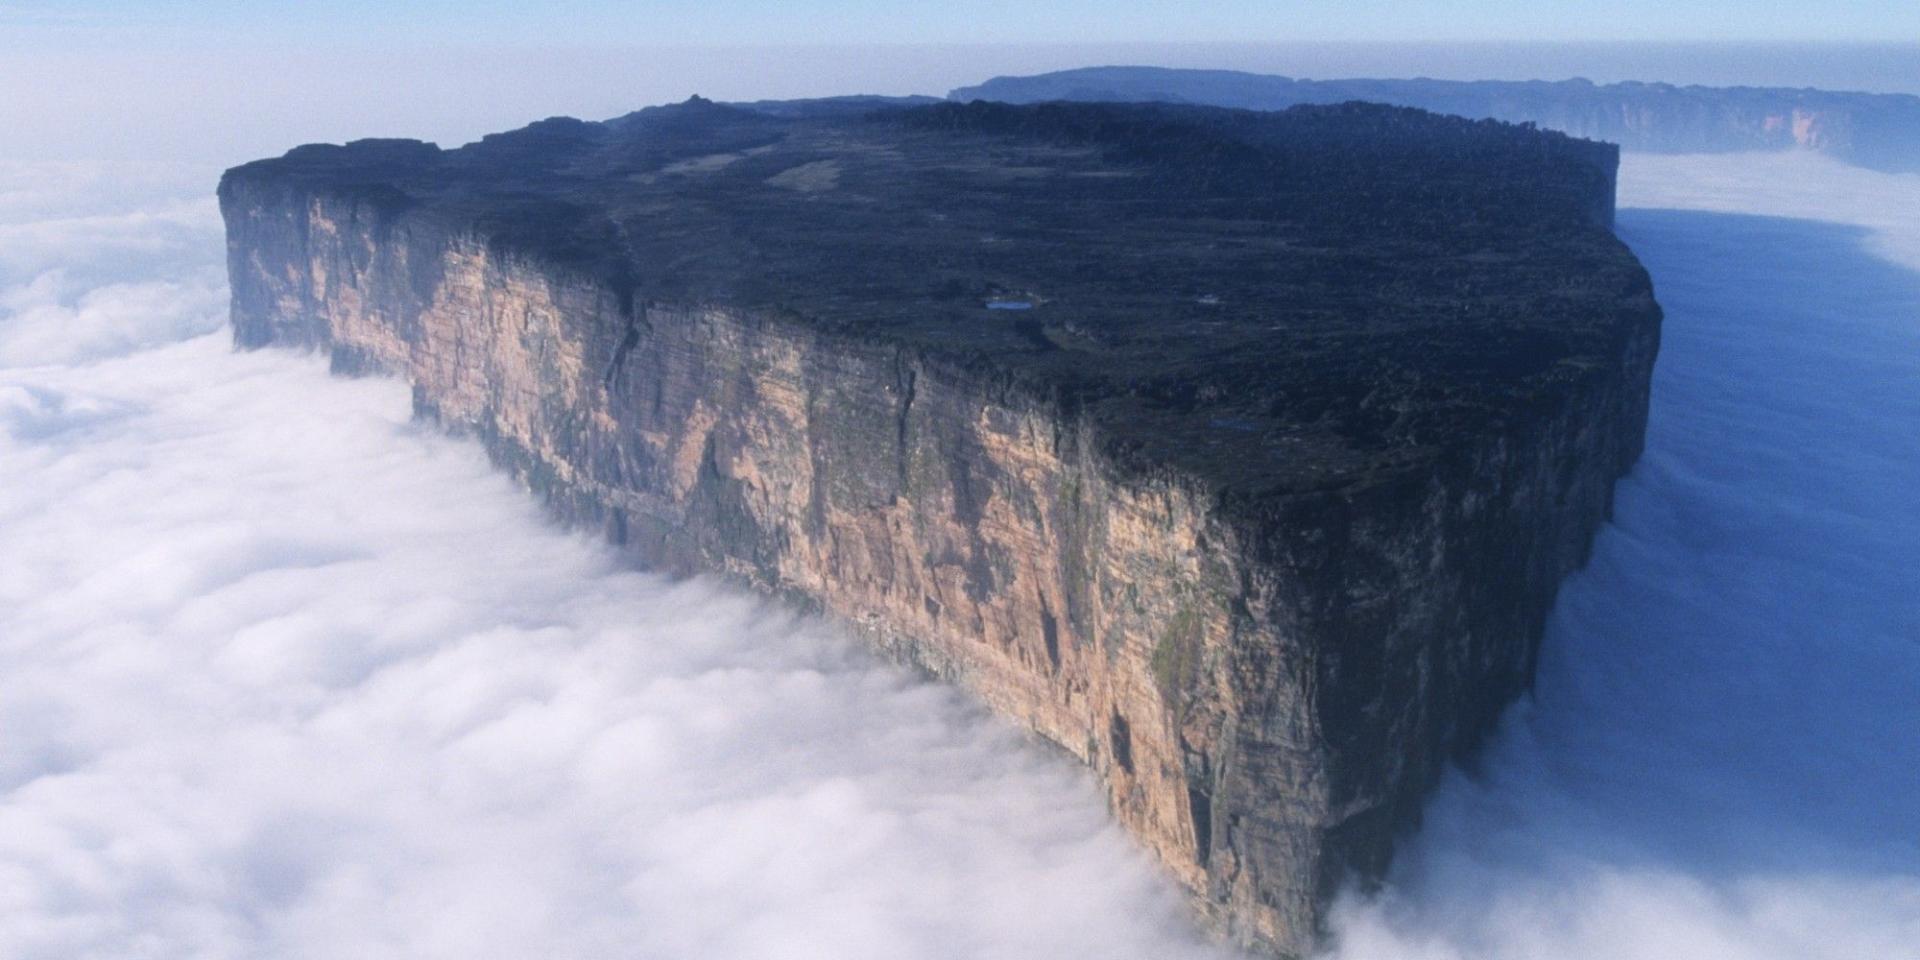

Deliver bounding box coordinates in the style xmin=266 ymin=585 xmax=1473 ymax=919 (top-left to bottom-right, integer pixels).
xmin=219 ymin=96 xmax=1660 ymax=957
xmin=953 ymin=66 xmax=1920 ymax=172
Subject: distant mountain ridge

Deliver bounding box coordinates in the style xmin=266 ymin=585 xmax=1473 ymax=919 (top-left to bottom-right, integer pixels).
xmin=951 ymin=66 xmax=1920 ymax=172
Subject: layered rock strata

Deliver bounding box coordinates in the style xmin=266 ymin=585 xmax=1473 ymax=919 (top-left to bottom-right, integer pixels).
xmin=220 ymin=98 xmax=1661 ymax=958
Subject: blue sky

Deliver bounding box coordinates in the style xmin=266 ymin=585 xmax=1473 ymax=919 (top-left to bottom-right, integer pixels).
xmin=5 ymin=0 xmax=1918 ymax=45
xmin=4 ymin=1 xmax=1915 ymax=164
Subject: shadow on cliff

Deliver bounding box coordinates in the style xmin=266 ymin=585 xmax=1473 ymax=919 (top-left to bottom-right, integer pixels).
xmin=1328 ymin=208 xmax=1920 ymax=958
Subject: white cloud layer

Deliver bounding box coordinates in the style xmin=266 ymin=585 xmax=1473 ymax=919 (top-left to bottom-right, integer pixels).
xmin=0 ymin=165 xmax=1226 ymax=960
xmin=1326 ymin=153 xmax=1920 ymax=960
xmin=1619 ymin=151 xmax=1920 ymax=274
xmin=5 ymin=149 xmax=1918 ymax=960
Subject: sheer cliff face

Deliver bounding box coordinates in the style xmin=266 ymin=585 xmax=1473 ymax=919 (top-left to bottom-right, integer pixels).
xmin=220 ymin=101 xmax=1660 ymax=958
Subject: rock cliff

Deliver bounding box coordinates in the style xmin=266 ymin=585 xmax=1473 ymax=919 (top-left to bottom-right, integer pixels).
xmin=219 ymin=98 xmax=1660 ymax=958
xmin=952 ymin=67 xmax=1920 ymax=172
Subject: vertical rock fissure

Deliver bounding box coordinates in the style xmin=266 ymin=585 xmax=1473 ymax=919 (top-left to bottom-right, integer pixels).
xmin=1040 ymin=593 xmax=1061 ymax=673
xmin=216 ymin=104 xmax=1659 ymax=956
xmin=1189 ymin=783 xmax=1214 ymax=868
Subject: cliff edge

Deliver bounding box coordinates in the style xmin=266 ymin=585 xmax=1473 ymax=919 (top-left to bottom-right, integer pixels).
xmin=953 ymin=66 xmax=1920 ymax=172
xmin=219 ymin=98 xmax=1660 ymax=957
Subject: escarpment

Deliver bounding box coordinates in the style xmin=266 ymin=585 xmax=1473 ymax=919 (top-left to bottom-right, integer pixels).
xmin=955 ymin=66 xmax=1920 ymax=173
xmin=220 ymin=97 xmax=1660 ymax=958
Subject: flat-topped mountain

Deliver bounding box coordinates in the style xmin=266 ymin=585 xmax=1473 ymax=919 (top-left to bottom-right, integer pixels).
xmin=953 ymin=66 xmax=1920 ymax=172
xmin=220 ymin=97 xmax=1659 ymax=957
xmin=228 ymin=97 xmax=1631 ymax=501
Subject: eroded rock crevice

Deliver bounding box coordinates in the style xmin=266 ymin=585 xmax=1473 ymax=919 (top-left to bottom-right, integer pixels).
xmin=218 ymin=98 xmax=1659 ymax=958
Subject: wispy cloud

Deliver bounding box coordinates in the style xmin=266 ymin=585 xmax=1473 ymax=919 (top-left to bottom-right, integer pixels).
xmin=0 ymin=165 xmax=1229 ymax=959
xmin=1325 ymin=153 xmax=1920 ymax=960
xmin=5 ymin=127 xmax=1918 ymax=960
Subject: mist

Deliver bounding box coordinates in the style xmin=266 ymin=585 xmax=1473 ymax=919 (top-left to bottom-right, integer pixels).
xmin=1326 ymin=153 xmax=1920 ymax=959
xmin=7 ymin=42 xmax=1917 ymax=164
xmin=5 ymin=49 xmax=1920 ymax=960
xmin=0 ymin=163 xmax=1228 ymax=959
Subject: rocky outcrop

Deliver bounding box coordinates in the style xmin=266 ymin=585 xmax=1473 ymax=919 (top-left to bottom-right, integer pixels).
xmin=219 ymin=99 xmax=1660 ymax=958
xmin=952 ymin=67 xmax=1920 ymax=172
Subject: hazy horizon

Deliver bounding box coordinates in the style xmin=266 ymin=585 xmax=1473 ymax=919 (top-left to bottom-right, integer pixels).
xmin=6 ymin=41 xmax=1918 ymax=164
xmin=4 ymin=9 xmax=1918 ymax=959
xmin=7 ymin=142 xmax=1917 ymax=960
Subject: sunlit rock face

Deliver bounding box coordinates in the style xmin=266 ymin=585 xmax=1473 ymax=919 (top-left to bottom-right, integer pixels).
xmin=219 ymin=98 xmax=1659 ymax=958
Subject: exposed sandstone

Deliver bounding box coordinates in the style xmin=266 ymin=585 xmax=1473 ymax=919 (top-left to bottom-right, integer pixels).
xmin=219 ymin=98 xmax=1660 ymax=957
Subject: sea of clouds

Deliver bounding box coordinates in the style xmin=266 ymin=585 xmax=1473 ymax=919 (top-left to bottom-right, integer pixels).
xmin=1327 ymin=153 xmax=1920 ymax=959
xmin=2 ymin=145 xmax=1916 ymax=960
xmin=0 ymin=163 xmax=1225 ymax=960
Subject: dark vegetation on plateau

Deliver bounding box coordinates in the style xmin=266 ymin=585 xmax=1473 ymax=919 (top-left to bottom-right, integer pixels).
xmin=955 ymin=66 xmax=1920 ymax=172
xmin=224 ymin=95 xmax=1649 ymax=500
